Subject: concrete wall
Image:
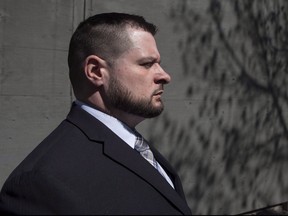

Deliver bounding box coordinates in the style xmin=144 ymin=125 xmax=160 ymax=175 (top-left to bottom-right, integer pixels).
xmin=1 ymin=0 xmax=287 ymax=214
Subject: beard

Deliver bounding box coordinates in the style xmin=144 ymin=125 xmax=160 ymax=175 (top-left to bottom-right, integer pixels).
xmin=106 ymin=75 xmax=164 ymax=118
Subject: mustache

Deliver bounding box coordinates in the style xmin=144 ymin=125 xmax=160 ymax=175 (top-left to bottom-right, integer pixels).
xmin=152 ymin=86 xmax=164 ymax=95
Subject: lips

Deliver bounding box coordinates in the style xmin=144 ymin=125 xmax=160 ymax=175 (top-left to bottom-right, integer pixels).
xmin=153 ymin=86 xmax=164 ymax=95
xmin=153 ymin=90 xmax=163 ymax=95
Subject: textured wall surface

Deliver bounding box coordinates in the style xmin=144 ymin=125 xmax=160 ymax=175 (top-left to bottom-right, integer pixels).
xmin=0 ymin=0 xmax=74 ymax=186
xmin=0 ymin=0 xmax=287 ymax=214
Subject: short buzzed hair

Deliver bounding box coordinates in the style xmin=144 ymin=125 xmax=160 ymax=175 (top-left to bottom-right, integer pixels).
xmin=68 ymin=12 xmax=157 ymax=95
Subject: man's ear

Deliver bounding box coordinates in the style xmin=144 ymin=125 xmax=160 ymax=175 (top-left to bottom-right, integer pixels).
xmin=84 ymin=55 xmax=109 ymax=87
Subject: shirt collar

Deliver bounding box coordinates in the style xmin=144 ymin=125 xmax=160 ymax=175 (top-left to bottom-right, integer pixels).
xmin=75 ymin=100 xmax=137 ymax=149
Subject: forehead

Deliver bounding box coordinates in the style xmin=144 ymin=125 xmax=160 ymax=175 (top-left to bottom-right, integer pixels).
xmin=123 ymin=28 xmax=160 ymax=60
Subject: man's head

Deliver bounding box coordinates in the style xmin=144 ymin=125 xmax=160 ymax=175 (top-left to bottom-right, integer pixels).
xmin=68 ymin=12 xmax=171 ymax=127
xmin=68 ymin=13 xmax=157 ymax=87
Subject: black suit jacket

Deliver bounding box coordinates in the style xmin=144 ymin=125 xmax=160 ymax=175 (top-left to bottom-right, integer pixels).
xmin=0 ymin=104 xmax=192 ymax=215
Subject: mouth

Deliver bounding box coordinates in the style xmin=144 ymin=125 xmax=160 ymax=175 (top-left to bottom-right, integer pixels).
xmin=153 ymin=86 xmax=164 ymax=95
xmin=152 ymin=89 xmax=164 ymax=102
xmin=153 ymin=90 xmax=164 ymax=96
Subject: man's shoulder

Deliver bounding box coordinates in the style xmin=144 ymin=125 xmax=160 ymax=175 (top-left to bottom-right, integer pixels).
xmin=6 ymin=119 xmax=105 ymax=182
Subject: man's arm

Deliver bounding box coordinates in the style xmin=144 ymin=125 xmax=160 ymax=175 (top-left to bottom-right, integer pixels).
xmin=0 ymin=170 xmax=85 ymax=215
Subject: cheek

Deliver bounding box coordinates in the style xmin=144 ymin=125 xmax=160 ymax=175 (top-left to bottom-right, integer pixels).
xmin=116 ymin=66 xmax=154 ymax=93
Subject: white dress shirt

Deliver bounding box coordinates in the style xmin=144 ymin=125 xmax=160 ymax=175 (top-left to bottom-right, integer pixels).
xmin=75 ymin=100 xmax=174 ymax=188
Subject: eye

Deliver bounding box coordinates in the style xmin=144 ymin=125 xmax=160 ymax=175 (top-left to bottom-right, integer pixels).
xmin=140 ymin=62 xmax=154 ymax=68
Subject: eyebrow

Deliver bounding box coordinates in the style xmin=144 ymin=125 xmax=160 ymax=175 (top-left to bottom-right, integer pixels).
xmin=138 ymin=56 xmax=161 ymax=64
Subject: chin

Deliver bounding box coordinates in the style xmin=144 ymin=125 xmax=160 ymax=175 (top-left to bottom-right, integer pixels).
xmin=153 ymin=100 xmax=163 ymax=108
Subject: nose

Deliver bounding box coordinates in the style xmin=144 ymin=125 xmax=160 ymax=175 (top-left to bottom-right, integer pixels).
xmin=155 ymin=65 xmax=171 ymax=84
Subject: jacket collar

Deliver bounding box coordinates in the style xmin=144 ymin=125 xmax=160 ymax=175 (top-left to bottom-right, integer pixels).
xmin=66 ymin=103 xmax=191 ymax=215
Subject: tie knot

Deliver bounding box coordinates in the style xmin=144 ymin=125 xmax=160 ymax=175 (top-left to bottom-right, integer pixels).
xmin=132 ymin=130 xmax=175 ymax=189
xmin=134 ymin=135 xmax=149 ymax=152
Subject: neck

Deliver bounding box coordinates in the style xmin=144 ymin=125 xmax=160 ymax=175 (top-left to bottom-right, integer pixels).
xmin=78 ymin=97 xmax=145 ymax=128
xmin=109 ymin=109 xmax=145 ymax=128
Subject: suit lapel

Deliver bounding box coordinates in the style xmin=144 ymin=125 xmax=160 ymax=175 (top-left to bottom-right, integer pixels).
xmin=103 ymin=138 xmax=191 ymax=215
xmin=66 ymin=104 xmax=191 ymax=215
xmin=149 ymin=143 xmax=188 ymax=202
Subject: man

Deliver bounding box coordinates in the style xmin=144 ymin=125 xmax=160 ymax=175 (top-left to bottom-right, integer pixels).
xmin=0 ymin=13 xmax=192 ymax=215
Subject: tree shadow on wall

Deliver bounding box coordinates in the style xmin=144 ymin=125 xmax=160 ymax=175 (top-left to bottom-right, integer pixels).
xmin=147 ymin=0 xmax=288 ymax=214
